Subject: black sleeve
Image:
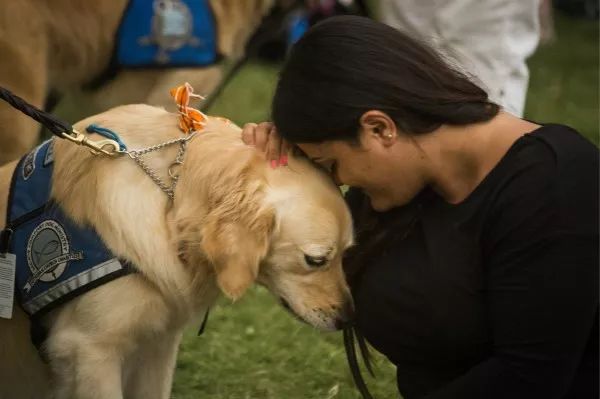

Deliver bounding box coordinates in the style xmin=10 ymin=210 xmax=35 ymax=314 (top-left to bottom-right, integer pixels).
xmin=424 ymin=136 xmax=599 ymax=399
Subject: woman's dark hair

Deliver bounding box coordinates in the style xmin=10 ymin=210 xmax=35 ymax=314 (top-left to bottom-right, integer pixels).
xmin=272 ymin=15 xmax=499 ymax=143
xmin=272 ymin=16 xmax=501 ymax=398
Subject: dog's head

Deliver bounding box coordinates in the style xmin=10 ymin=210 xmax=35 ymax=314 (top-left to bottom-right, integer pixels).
xmin=174 ymin=117 xmax=354 ymax=331
xmin=54 ymin=107 xmax=353 ymax=331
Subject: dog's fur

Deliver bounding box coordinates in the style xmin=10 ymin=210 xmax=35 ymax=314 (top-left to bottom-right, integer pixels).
xmin=0 ymin=0 xmax=276 ymax=164
xmin=0 ymin=104 xmax=354 ymax=399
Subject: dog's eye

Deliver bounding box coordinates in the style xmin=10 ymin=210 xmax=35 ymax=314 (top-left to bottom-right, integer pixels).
xmin=304 ymin=254 xmax=328 ymax=267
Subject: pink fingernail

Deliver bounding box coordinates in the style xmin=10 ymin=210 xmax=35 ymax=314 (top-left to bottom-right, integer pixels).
xmin=280 ymin=155 xmax=288 ymax=166
xmin=270 ymin=159 xmax=278 ymax=169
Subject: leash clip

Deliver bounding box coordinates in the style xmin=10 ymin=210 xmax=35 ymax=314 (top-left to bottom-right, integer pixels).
xmin=60 ymin=130 xmax=123 ymax=157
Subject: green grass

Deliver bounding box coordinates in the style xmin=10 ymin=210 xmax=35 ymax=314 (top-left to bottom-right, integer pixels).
xmin=172 ymin=287 xmax=396 ymax=399
xmin=525 ymin=13 xmax=599 ymax=145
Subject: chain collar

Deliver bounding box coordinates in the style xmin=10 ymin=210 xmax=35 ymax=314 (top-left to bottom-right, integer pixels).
xmin=126 ymin=132 xmax=197 ymax=200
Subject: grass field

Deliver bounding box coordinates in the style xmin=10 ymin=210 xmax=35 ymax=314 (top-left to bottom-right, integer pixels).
xmin=525 ymin=12 xmax=599 ymax=144
xmin=168 ymin=11 xmax=599 ymax=399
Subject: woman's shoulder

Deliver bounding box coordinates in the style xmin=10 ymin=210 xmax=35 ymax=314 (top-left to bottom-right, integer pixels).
xmin=502 ymin=123 xmax=598 ymax=196
xmin=478 ymin=124 xmax=596 ymax=198
xmin=525 ymin=124 xmax=598 ymax=163
xmin=484 ymin=123 xmax=598 ymax=242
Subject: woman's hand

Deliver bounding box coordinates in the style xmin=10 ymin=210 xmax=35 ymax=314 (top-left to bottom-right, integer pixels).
xmin=241 ymin=122 xmax=291 ymax=167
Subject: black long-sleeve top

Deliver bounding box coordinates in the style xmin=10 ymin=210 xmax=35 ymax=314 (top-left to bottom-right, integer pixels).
xmin=347 ymin=125 xmax=599 ymax=399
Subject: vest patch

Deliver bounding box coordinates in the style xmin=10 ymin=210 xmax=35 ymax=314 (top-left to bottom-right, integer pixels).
xmin=24 ymin=219 xmax=84 ymax=294
xmin=117 ymin=0 xmax=218 ymax=67
xmin=6 ymin=140 xmax=131 ymax=317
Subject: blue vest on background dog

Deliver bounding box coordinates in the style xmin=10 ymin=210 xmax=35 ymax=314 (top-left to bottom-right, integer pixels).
xmin=5 ymin=140 xmax=130 ymax=318
xmin=117 ymin=0 xmax=218 ymax=67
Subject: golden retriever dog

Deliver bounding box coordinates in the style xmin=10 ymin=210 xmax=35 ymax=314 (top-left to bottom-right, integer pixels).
xmin=0 ymin=0 xmax=277 ymax=164
xmin=0 ymin=104 xmax=354 ymax=399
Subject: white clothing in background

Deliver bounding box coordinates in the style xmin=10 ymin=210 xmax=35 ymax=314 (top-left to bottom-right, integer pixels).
xmin=379 ymin=0 xmax=541 ymax=116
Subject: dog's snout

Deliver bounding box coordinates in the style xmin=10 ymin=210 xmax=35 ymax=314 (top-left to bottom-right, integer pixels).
xmin=334 ymin=318 xmax=349 ymax=330
xmin=333 ymin=300 xmax=355 ymax=329
xmin=342 ymin=300 xmax=355 ymax=320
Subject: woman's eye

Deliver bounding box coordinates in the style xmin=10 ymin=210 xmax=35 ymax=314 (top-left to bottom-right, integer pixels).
xmin=304 ymin=254 xmax=328 ymax=267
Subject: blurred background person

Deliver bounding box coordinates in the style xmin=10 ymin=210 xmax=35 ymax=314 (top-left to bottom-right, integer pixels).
xmin=378 ymin=0 xmax=541 ymax=117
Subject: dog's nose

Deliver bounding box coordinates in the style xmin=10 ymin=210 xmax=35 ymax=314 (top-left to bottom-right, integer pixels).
xmin=334 ymin=317 xmax=350 ymax=330
xmin=334 ymin=300 xmax=355 ymax=329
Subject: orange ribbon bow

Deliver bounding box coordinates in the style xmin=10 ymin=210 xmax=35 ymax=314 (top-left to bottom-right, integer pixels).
xmin=170 ymin=82 xmax=207 ymax=134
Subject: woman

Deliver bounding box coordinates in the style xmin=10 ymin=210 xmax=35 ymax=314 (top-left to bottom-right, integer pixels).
xmin=242 ymin=16 xmax=598 ymax=399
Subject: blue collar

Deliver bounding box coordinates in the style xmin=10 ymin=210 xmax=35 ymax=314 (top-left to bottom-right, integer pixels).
xmin=117 ymin=0 xmax=219 ymax=67
xmin=5 ymin=140 xmax=131 ymax=317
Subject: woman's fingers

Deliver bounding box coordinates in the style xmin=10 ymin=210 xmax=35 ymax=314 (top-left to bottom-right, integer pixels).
xmin=266 ymin=127 xmax=282 ymax=163
xmin=241 ymin=121 xmax=289 ymax=167
xmin=241 ymin=122 xmax=258 ymax=146
xmin=280 ymin=138 xmax=291 ymax=166
xmin=242 ymin=121 xmax=272 ymax=151
xmin=254 ymin=122 xmax=274 ymax=152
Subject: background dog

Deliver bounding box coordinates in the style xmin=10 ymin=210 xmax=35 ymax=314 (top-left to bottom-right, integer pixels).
xmin=0 ymin=0 xmax=276 ymax=165
xmin=0 ymin=104 xmax=354 ymax=399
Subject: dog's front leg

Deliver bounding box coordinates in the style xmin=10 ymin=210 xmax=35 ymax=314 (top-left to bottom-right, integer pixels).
xmin=124 ymin=331 xmax=183 ymax=399
xmin=50 ymin=344 xmax=125 ymax=399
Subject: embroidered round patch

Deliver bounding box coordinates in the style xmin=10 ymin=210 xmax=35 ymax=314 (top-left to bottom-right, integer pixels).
xmin=23 ymin=220 xmax=83 ymax=293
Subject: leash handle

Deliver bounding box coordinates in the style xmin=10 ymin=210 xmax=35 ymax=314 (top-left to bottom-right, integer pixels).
xmin=0 ymin=86 xmax=73 ymax=137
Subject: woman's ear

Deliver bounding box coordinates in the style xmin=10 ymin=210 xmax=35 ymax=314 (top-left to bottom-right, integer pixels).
xmin=199 ymin=166 xmax=275 ymax=301
xmin=359 ymin=110 xmax=397 ymax=147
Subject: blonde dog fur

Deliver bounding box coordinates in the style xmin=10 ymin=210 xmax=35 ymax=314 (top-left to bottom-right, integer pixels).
xmin=0 ymin=0 xmax=276 ymax=164
xmin=0 ymin=104 xmax=354 ymax=399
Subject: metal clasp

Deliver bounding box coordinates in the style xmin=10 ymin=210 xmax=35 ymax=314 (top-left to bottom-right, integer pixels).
xmin=60 ymin=130 xmax=124 ymax=157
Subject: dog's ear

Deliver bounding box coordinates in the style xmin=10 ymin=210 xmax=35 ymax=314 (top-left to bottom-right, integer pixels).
xmin=200 ymin=170 xmax=275 ymax=301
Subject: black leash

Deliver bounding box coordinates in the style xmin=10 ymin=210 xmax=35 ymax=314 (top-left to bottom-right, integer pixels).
xmin=0 ymin=87 xmax=73 ymax=137
xmin=0 ymin=86 xmax=121 ymax=157
xmin=344 ymin=327 xmax=375 ymax=399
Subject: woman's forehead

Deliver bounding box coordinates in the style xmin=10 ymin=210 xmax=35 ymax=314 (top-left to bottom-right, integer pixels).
xmin=296 ymin=142 xmax=326 ymax=159
xmin=297 ymin=141 xmax=345 ymax=160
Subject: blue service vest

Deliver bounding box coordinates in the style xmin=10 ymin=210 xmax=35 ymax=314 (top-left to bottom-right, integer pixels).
xmin=117 ymin=0 xmax=218 ymax=67
xmin=4 ymin=140 xmax=131 ymax=317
